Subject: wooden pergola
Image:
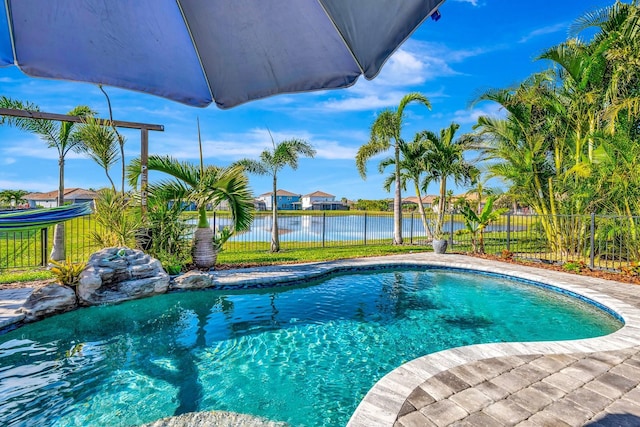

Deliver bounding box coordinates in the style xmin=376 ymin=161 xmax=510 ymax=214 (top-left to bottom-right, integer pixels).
xmin=0 ymin=108 xmax=164 ymax=213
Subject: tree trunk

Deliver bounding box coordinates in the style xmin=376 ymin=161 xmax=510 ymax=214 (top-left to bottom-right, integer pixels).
xmin=50 ymin=223 xmax=66 ymax=261
xmin=192 ymin=227 xmax=217 ymax=270
xmin=271 ymin=176 xmax=280 ymax=252
xmin=393 ymin=142 xmax=403 ymax=244
xmin=437 ymin=178 xmax=447 ymax=236
xmin=51 ymin=156 xmax=66 ymax=261
xmin=413 ymin=182 xmax=432 ymax=239
xmin=470 ymin=233 xmax=477 ymax=253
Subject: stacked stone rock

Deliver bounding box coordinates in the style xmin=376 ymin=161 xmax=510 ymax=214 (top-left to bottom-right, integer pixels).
xmin=20 ymin=247 xmax=169 ymax=322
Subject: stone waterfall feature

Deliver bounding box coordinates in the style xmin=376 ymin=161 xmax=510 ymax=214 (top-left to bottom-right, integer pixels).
xmin=77 ymin=247 xmax=169 ymax=306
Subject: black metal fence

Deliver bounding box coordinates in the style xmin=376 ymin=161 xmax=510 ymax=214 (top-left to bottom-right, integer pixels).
xmin=0 ymin=215 xmax=100 ymax=270
xmin=2 ymin=211 xmax=640 ymax=272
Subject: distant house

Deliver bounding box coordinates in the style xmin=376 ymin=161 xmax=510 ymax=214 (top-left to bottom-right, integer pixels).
xmin=257 ymin=189 xmax=301 ymax=210
xmin=24 ymin=188 xmax=98 ymax=208
xmin=454 ymin=193 xmax=487 ymax=213
xmin=253 ymin=199 xmax=267 ymax=211
xmin=402 ymin=195 xmax=437 ymax=211
xmin=301 ymin=191 xmax=347 ymax=211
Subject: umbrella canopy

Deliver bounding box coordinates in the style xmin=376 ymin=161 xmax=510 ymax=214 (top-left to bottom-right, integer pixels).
xmin=0 ymin=0 xmax=445 ymax=109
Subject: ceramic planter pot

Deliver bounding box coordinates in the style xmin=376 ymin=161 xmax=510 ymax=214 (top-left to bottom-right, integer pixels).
xmin=432 ymin=239 xmax=448 ymax=254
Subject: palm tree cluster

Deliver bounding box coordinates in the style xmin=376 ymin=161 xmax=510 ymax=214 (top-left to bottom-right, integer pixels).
xmin=0 ymin=189 xmax=28 ymax=208
xmin=473 ymin=1 xmax=640 ymax=257
xmin=357 ymin=93 xmax=476 ymax=243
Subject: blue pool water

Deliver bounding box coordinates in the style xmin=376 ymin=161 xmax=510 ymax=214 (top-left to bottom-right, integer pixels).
xmin=0 ymin=268 xmax=621 ymax=426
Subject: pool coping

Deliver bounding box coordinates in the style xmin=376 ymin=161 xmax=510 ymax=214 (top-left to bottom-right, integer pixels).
xmin=3 ymin=253 xmax=640 ymax=426
xmin=340 ymin=254 xmax=640 ymax=426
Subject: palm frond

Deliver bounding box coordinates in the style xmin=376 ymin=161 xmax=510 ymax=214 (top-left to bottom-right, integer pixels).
xmin=356 ymin=138 xmax=389 ymax=178
xmin=233 ymin=158 xmax=269 ymax=175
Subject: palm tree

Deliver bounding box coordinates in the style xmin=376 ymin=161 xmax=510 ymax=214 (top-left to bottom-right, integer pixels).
xmin=378 ymin=131 xmax=433 ymax=239
xmin=234 ymin=135 xmax=315 ymax=252
xmin=75 ymin=117 xmax=119 ymax=192
xmin=422 ymin=123 xmax=476 ymax=238
xmin=98 ymin=85 xmax=128 ymax=194
xmin=356 ymin=93 xmax=431 ymax=245
xmin=0 ymin=96 xmax=94 ymax=260
xmin=0 ymin=189 xmax=28 ymax=207
xmin=467 ymin=170 xmax=499 ymax=214
xmin=127 ymin=155 xmax=254 ymax=269
xmin=460 ymin=196 xmax=508 ymax=254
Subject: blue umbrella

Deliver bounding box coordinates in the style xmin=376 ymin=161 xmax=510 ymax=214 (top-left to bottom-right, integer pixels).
xmin=0 ymin=0 xmax=445 ymax=109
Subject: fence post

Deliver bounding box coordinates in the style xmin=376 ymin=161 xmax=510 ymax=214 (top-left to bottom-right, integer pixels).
xmin=506 ymin=212 xmax=511 ymax=252
xmin=410 ymin=212 xmax=414 ymax=244
xmin=322 ymin=212 xmax=326 ymax=248
xmin=212 ymin=211 xmax=216 ymax=231
xmin=449 ymin=212 xmax=454 ymax=248
xmin=590 ymin=212 xmax=595 ymax=269
xmin=40 ymin=227 xmax=48 ymax=267
xmin=364 ymin=212 xmax=367 ymax=246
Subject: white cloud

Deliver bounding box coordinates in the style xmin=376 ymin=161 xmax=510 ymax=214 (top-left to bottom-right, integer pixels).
xmin=303 ymin=39 xmax=495 ymax=113
xmin=452 ymin=103 xmax=507 ymax=124
xmin=452 ymin=0 xmax=480 ymax=6
xmin=312 ymin=140 xmax=358 ymax=160
xmin=142 ymin=127 xmax=358 ymax=162
xmin=3 ymin=141 xmax=85 ymax=160
xmin=519 ymin=22 xmax=568 ymax=43
xmin=1 ymin=157 xmax=16 ymax=165
xmin=0 ymin=178 xmax=55 ymax=191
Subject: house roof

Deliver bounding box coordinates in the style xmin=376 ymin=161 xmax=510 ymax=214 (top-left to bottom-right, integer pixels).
xmin=455 ymin=192 xmax=481 ymax=201
xmin=25 ymin=188 xmax=99 ymax=201
xmin=303 ymin=190 xmax=334 ymax=198
xmin=258 ymin=189 xmax=299 ymax=197
xmin=403 ymin=195 xmax=437 ymax=204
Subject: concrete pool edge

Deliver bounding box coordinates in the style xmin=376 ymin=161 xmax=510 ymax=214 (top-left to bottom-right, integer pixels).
xmin=2 ymin=253 xmax=640 ymax=426
xmin=342 ymin=254 xmax=640 ymax=427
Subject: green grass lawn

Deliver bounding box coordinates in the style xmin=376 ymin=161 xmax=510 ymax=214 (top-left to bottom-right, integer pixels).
xmin=0 ymin=269 xmax=54 ymax=284
xmin=217 ymin=243 xmax=430 ymax=266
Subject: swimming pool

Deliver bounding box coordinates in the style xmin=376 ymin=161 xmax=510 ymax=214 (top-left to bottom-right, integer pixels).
xmin=0 ymin=268 xmax=622 ymax=426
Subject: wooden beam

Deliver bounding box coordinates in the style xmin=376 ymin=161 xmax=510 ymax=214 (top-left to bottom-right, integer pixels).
xmin=0 ymin=108 xmax=164 ymax=131
xmin=0 ymin=107 xmax=164 ymax=217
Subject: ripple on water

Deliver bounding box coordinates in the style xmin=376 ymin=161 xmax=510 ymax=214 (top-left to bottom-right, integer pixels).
xmin=0 ymin=268 xmax=622 ymax=427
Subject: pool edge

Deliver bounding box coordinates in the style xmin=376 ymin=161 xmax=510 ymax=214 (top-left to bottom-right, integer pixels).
xmin=343 ymin=254 xmax=640 ymax=427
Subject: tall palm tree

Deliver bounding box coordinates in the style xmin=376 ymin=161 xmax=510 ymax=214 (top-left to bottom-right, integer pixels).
xmin=234 ymin=135 xmax=315 ymax=252
xmin=128 ymin=155 xmax=254 ymax=269
xmin=422 ymin=123 xmax=476 ymax=237
xmin=0 ymin=96 xmax=94 ymax=260
xmin=356 ymin=93 xmax=431 ymax=245
xmin=378 ymin=131 xmax=433 ymax=238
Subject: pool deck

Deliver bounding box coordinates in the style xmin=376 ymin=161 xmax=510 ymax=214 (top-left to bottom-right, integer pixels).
xmin=3 ymin=253 xmax=640 ymax=426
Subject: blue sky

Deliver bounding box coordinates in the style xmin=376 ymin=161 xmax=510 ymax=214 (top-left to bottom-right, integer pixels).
xmin=0 ymin=0 xmax=614 ymax=201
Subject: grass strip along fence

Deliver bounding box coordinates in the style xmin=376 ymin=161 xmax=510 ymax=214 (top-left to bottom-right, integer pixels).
xmin=2 ymin=211 xmax=639 ymax=274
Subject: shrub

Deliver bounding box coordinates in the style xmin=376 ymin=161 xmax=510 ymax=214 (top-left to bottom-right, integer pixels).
xmin=563 ymin=260 xmax=587 ymax=273
xmin=501 ymin=249 xmax=514 ymax=260
xmin=49 ymin=258 xmax=86 ymax=286
xmin=621 ymin=262 xmax=640 ymax=277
